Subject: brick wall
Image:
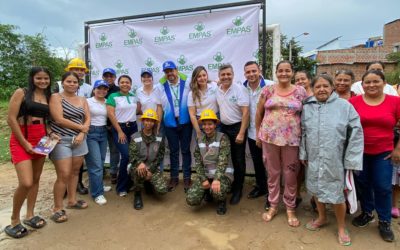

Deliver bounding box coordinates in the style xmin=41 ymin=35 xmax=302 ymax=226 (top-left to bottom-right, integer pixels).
xmin=384 ymin=19 xmax=400 ymax=46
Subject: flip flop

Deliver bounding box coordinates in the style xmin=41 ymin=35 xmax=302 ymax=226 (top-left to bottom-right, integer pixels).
xmin=50 ymin=210 xmax=68 ymax=223
xmin=287 ymin=210 xmax=300 ymax=227
xmin=66 ymin=199 xmax=88 ymax=209
xmin=305 ymin=219 xmax=327 ymax=231
xmin=262 ymin=207 xmax=278 ymax=222
xmin=4 ymin=224 xmax=29 ymax=239
xmin=338 ymin=229 xmax=351 ymax=246
xmin=23 ymin=215 xmax=47 ymax=229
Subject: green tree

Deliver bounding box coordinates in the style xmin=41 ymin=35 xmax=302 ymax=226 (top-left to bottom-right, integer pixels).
xmin=386 ymin=52 xmax=400 ymax=85
xmin=0 ymin=24 xmax=67 ymax=100
xmin=258 ymin=31 xmax=316 ymax=79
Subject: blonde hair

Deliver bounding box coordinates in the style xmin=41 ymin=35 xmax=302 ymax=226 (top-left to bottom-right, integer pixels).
xmin=190 ymin=66 xmax=209 ymax=107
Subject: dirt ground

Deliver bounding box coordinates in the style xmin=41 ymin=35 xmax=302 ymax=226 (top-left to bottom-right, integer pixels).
xmin=0 ymin=162 xmax=399 ymax=250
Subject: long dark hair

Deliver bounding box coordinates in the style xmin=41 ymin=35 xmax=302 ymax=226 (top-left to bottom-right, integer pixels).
xmin=26 ymin=67 xmax=52 ymax=102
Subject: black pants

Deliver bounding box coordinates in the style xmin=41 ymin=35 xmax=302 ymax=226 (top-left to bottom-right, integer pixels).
xmin=221 ymin=122 xmax=247 ymax=193
xmin=248 ymin=138 xmax=267 ymax=193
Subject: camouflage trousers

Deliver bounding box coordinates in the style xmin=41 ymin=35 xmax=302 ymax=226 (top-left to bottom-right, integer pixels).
xmin=186 ymin=175 xmax=231 ymax=206
xmin=131 ymin=170 xmax=168 ymax=195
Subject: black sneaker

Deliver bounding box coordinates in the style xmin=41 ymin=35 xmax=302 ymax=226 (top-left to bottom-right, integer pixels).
xmin=352 ymin=212 xmax=375 ymax=227
xmin=378 ymin=221 xmax=394 ymax=242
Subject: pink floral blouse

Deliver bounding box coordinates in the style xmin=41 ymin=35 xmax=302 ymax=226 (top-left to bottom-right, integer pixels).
xmin=258 ymin=85 xmax=307 ymax=146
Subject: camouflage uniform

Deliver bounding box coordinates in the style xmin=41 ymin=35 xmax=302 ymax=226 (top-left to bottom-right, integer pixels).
xmin=186 ymin=132 xmax=233 ymax=206
xmin=129 ymin=131 xmax=167 ymax=195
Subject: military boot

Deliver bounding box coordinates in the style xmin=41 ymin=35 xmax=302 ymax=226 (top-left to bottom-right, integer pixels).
xmin=216 ymin=200 xmax=227 ymax=215
xmin=134 ymin=191 xmax=143 ymax=210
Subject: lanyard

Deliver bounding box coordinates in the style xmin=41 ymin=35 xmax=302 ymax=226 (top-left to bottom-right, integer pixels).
xmin=170 ymin=84 xmax=180 ymax=107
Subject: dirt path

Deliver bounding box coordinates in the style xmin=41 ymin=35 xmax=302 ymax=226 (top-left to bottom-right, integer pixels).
xmin=0 ymin=162 xmax=399 ymax=250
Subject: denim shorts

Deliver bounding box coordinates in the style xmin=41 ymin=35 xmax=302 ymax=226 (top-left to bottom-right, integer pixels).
xmin=49 ymin=135 xmax=88 ymax=161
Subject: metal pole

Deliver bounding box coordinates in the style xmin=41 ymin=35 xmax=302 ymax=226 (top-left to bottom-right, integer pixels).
xmin=289 ymin=40 xmax=293 ymax=61
xmin=261 ymin=0 xmax=267 ymax=77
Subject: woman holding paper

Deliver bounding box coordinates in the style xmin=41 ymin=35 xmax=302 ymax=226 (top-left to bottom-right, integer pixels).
xmin=299 ymin=74 xmax=363 ymax=246
xmin=5 ymin=67 xmax=57 ymax=238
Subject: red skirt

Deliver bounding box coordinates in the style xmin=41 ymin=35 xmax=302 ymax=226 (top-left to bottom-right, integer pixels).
xmin=10 ymin=124 xmax=46 ymax=164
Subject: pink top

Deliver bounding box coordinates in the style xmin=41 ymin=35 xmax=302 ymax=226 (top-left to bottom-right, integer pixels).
xmin=258 ymin=85 xmax=307 ymax=146
xmin=349 ymin=94 xmax=400 ymax=154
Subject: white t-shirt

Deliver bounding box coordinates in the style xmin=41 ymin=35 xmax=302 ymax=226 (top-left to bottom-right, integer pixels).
xmin=216 ymin=82 xmax=249 ymax=125
xmin=87 ymin=97 xmax=107 ymax=126
xmin=246 ymin=78 xmax=274 ymax=140
xmin=137 ymin=84 xmax=162 ymax=112
xmin=351 ymin=81 xmax=398 ymax=96
xmin=187 ymin=81 xmax=219 ymax=116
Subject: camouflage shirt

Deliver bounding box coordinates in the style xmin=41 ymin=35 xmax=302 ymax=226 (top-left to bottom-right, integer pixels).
xmin=129 ymin=131 xmax=165 ymax=173
xmin=193 ymin=132 xmax=230 ymax=182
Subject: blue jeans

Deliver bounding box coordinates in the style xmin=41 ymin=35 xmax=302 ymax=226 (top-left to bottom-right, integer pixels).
xmin=355 ymin=152 xmax=393 ymax=222
xmin=85 ymin=126 xmax=108 ymax=198
xmin=164 ymin=123 xmax=192 ymax=179
xmin=107 ymin=128 xmax=120 ymax=175
xmin=112 ymin=122 xmax=138 ymax=193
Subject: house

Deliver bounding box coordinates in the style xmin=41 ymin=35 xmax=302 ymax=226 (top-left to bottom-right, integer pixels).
xmin=315 ymin=19 xmax=400 ymax=81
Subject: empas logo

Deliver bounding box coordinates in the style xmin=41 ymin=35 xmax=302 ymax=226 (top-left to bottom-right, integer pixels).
xmin=208 ymin=52 xmax=226 ymax=71
xmin=142 ymin=58 xmax=160 ymax=73
xmin=114 ymin=60 xmax=129 ymax=74
xmin=154 ymin=26 xmax=175 ymax=44
xmin=90 ymin=65 xmax=99 ymax=77
xmin=177 ymin=55 xmax=194 ymax=73
xmin=96 ymin=33 xmax=113 ymax=49
xmin=253 ymin=49 xmax=260 ymax=64
xmin=229 ymin=95 xmax=238 ymax=103
xmin=227 ymin=16 xmax=252 ymax=36
xmin=189 ymin=22 xmax=212 ymax=40
xmin=124 ymin=29 xmax=143 ymax=47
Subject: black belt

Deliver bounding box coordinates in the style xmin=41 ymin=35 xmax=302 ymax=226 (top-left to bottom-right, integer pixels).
xmin=119 ymin=121 xmax=135 ymax=127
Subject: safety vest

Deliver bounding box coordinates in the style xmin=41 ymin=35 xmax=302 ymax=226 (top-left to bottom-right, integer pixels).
xmin=198 ymin=132 xmax=234 ymax=181
xmin=131 ymin=131 xmax=163 ymax=169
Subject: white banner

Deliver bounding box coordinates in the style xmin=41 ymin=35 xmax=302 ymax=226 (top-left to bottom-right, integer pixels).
xmin=88 ymin=5 xmax=260 ymax=92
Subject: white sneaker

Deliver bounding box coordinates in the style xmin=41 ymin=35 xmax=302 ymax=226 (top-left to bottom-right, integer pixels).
xmin=119 ymin=192 xmax=127 ymax=197
xmin=94 ymin=195 xmax=107 ymax=205
xmin=103 ymin=185 xmax=112 ymax=192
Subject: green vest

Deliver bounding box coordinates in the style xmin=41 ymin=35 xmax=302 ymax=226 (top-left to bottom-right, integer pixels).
xmin=198 ymin=132 xmax=234 ymax=181
xmin=132 ymin=132 xmax=163 ymax=169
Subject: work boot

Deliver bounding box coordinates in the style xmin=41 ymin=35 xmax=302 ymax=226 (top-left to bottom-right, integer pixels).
xmin=77 ymin=182 xmax=88 ymax=195
xmin=378 ymin=221 xmax=395 ymax=242
xmin=204 ymin=189 xmax=213 ymax=203
xmin=216 ymin=200 xmax=227 ymax=215
xmin=167 ymin=178 xmax=179 ymax=192
xmin=230 ymin=189 xmax=242 ymax=205
xmin=134 ymin=191 xmax=143 ymax=210
xmin=183 ymin=178 xmax=192 ymax=193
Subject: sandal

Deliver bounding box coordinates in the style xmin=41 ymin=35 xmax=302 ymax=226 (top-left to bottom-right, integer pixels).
xmin=66 ymin=199 xmax=88 ymax=209
xmin=4 ymin=224 xmax=29 ymax=239
xmin=287 ymin=210 xmax=300 ymax=227
xmin=338 ymin=229 xmax=351 ymax=246
xmin=23 ymin=215 xmax=47 ymax=229
xmin=50 ymin=210 xmax=68 ymax=223
xmin=305 ymin=219 xmax=327 ymax=231
xmin=262 ymin=207 xmax=278 ymax=222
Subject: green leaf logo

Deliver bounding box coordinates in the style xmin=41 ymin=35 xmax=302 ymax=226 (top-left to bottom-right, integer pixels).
xmin=213 ymin=52 xmax=224 ymax=63
xmin=115 ymin=60 xmax=123 ymax=69
xmin=128 ymin=29 xmax=137 ymax=38
xmin=100 ymin=33 xmax=107 ymax=42
xmin=145 ymin=58 xmax=154 ymax=67
xmin=177 ymin=55 xmax=186 ymax=65
xmin=194 ymin=22 xmax=205 ymax=32
xmin=232 ymin=16 xmax=244 ymax=26
xmin=160 ymin=26 xmax=169 ymax=35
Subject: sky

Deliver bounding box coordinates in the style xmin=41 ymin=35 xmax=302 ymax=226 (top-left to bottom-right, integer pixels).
xmin=1 ymin=0 xmax=399 ymax=58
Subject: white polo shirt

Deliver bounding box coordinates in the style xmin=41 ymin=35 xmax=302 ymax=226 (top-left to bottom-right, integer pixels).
xmin=137 ymin=84 xmax=162 ymax=111
xmin=245 ymin=78 xmax=274 ymax=140
xmin=216 ymin=82 xmax=249 ymax=125
xmin=187 ymin=81 xmax=219 ymax=116
xmin=351 ymin=81 xmax=398 ymax=96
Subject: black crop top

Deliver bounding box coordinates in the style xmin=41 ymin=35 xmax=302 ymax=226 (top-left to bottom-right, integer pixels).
xmin=18 ymin=93 xmax=49 ymax=118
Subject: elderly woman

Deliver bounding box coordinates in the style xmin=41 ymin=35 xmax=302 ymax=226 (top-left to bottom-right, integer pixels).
xmin=300 ymin=74 xmax=363 ymax=246
xmin=350 ymin=70 xmax=400 ymax=242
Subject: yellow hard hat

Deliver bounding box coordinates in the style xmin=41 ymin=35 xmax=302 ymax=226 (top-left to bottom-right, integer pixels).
xmin=198 ymin=109 xmax=218 ymax=122
xmin=65 ymin=58 xmax=89 ymax=73
xmin=140 ymin=109 xmax=159 ymax=122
